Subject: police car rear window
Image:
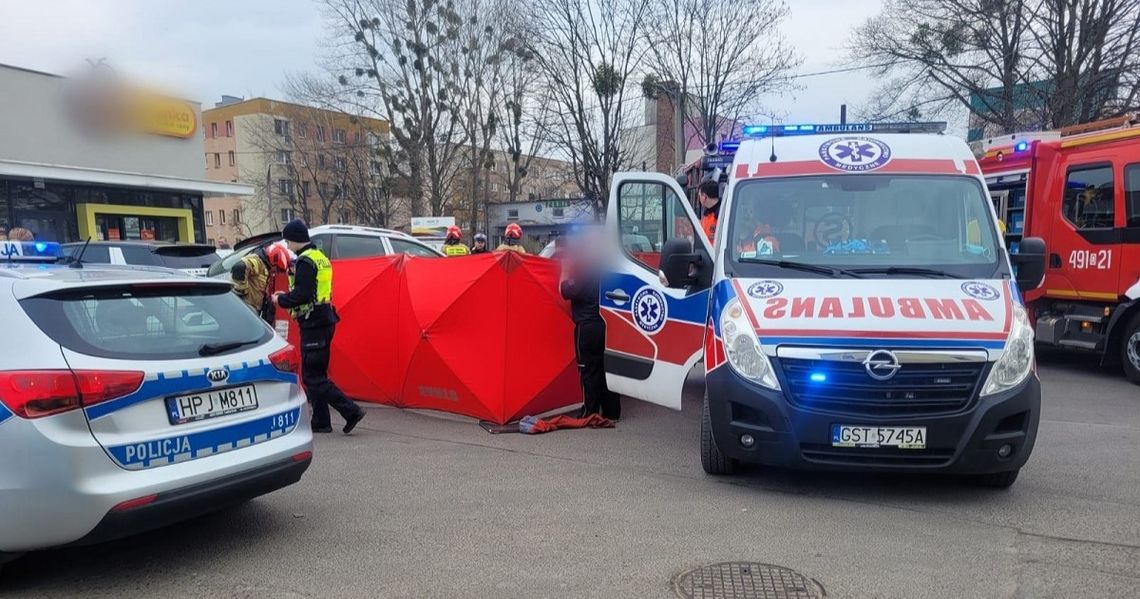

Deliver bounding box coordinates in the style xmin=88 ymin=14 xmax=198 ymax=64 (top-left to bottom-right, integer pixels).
xmin=20 ymin=285 xmax=272 ymax=361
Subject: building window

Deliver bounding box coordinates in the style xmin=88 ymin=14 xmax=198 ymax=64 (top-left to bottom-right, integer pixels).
xmin=301 ymin=181 xmax=311 ymax=198
xmin=280 ymin=208 xmax=295 ymax=225
xmin=316 ymin=126 xmax=326 ymax=142
xmin=276 ymin=150 xmax=290 ymax=165
xmin=371 ymin=161 xmax=382 ymax=176
xmin=297 ymin=123 xmax=308 ymax=138
xmin=274 ymin=119 xmax=290 ymax=136
xmin=205 ymin=211 xmax=214 ymax=226
xmin=334 ymin=184 xmax=342 ymax=197
xmin=233 ymin=208 xmax=241 ymax=224
xmin=319 ymin=182 xmax=330 ymax=197
xmin=228 ymin=151 xmax=235 ymax=166
xmin=553 ymin=208 xmax=565 ymax=217
xmin=219 ymin=209 xmax=226 ymax=225
xmin=318 ymin=154 xmax=326 ymax=169
xmin=210 ymin=122 xmax=218 ymax=138
xmin=333 ymin=128 xmax=346 ymax=144
xmin=279 ymin=180 xmax=294 ymax=196
xmin=207 ymin=238 xmax=215 ymax=246
xmin=335 ymin=157 xmax=347 ymax=172
xmin=214 ymin=154 xmax=221 ymax=168
xmin=226 ymin=120 xmax=234 ymax=137
xmin=508 ymin=209 xmax=519 ymax=220
xmin=205 ymin=154 xmax=210 ymax=168
xmin=1063 ymin=165 xmax=1114 ymax=230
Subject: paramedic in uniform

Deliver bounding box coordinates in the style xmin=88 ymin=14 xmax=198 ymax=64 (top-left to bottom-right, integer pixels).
xmin=698 ymin=180 xmax=721 ymax=244
xmin=273 ymin=219 xmax=365 ymax=435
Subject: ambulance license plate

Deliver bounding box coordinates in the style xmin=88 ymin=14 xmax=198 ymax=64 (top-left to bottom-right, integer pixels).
xmin=166 ymin=385 xmax=258 ymax=425
xmin=831 ymin=424 xmax=926 ymax=449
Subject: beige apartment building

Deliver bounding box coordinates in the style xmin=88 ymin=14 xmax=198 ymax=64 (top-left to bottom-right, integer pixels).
xmin=202 ymin=96 xmax=390 ymax=243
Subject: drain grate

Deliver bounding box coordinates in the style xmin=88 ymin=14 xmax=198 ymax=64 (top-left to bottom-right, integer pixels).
xmin=673 ymin=562 xmax=825 ymax=599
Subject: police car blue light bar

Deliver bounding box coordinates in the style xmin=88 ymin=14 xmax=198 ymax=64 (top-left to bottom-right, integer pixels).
xmin=2 ymin=240 xmax=63 ymax=262
xmin=740 ymin=122 xmax=947 ymax=138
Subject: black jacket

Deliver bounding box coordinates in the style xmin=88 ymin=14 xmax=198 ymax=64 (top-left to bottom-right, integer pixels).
xmin=559 ymin=268 xmax=602 ymax=325
xmin=276 ymin=245 xmax=339 ymax=329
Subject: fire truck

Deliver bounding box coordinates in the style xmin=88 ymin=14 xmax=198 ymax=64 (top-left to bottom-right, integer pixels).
xmin=976 ymin=115 xmax=1140 ymax=384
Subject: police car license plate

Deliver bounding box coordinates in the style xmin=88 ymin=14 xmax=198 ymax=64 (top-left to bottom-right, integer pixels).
xmin=166 ymin=385 xmax=258 ymax=425
xmin=831 ymin=425 xmax=926 ymax=449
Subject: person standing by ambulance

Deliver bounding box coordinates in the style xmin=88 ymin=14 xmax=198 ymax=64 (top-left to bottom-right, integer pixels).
xmin=698 ymin=180 xmax=721 ymax=244
xmin=442 ymin=225 xmax=470 ymax=257
xmin=559 ymin=229 xmax=620 ymax=420
xmin=273 ymin=219 xmax=365 ymax=435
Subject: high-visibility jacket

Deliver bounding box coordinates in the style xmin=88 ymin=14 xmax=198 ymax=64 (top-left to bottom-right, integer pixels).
xmin=443 ymin=242 xmax=470 ymax=256
xmin=286 ymin=247 xmax=333 ymax=321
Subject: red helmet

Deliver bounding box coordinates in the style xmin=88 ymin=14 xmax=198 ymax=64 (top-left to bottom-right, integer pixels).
xmin=504 ymin=223 xmax=523 ymax=240
xmin=266 ymin=243 xmax=291 ymax=271
xmin=446 ymin=225 xmax=462 ymax=241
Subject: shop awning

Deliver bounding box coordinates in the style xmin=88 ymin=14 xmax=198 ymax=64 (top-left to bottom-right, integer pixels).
xmin=0 ymin=159 xmax=253 ymax=196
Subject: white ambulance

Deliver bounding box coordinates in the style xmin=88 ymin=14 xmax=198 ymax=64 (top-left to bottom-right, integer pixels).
xmin=600 ymin=122 xmax=1048 ymax=488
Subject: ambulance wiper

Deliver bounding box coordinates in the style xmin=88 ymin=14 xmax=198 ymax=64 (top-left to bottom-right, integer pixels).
xmin=198 ymin=339 xmax=260 ymax=356
xmin=850 ymin=267 xmax=964 ymax=279
xmin=738 ymin=258 xmax=863 ymax=279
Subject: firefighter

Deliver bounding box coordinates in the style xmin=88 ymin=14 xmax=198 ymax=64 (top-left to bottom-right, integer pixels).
xmin=231 ymin=243 xmax=290 ymax=326
xmin=470 ymin=233 xmax=490 ymax=254
xmin=496 ymin=223 xmax=528 ymax=254
xmin=273 ymin=219 xmax=365 ymax=435
xmin=698 ymin=180 xmax=721 ymax=243
xmin=559 ymin=231 xmax=620 ymax=420
xmin=443 ymin=225 xmax=470 ymax=256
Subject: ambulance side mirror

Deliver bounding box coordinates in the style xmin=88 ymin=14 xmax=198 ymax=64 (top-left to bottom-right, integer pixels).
xmin=660 ymin=238 xmax=710 ymax=290
xmin=1011 ymin=236 xmax=1046 ymax=291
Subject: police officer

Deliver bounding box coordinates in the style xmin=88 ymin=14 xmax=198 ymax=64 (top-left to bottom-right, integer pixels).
xmin=442 ymin=225 xmax=470 ymax=256
xmin=470 ymin=233 xmax=490 ymax=254
xmin=273 ymin=219 xmax=365 ymax=435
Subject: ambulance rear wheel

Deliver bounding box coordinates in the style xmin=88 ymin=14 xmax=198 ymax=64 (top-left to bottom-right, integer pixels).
xmin=701 ymin=396 xmax=738 ymax=475
xmin=1121 ymin=313 xmax=1140 ymax=385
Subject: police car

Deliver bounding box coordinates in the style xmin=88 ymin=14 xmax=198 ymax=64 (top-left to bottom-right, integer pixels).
xmin=600 ymin=122 xmax=1046 ymax=488
xmin=0 ymin=241 xmax=312 ymax=565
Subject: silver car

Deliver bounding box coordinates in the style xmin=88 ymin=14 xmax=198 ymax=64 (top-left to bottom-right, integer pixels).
xmin=0 ymin=252 xmax=312 ymax=565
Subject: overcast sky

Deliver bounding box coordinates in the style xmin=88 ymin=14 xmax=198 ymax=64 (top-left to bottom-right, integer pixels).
xmin=0 ymin=0 xmax=885 ymax=124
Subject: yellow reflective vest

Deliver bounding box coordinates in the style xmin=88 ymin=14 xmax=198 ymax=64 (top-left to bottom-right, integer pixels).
xmin=287 ymin=247 xmax=333 ymax=319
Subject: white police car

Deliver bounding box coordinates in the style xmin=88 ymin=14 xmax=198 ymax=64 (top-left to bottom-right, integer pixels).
xmin=0 ymin=241 xmax=312 ymax=565
xmin=600 ymin=122 xmax=1046 ymax=488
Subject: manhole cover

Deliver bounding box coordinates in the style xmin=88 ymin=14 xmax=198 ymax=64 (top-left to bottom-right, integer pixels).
xmin=673 ymin=562 xmax=825 ymax=599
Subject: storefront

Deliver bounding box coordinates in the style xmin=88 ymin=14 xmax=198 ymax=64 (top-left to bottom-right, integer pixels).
xmin=0 ymin=63 xmax=250 ymax=243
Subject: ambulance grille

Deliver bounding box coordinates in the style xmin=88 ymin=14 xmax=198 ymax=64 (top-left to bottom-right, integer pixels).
xmin=779 ymin=358 xmax=984 ymax=417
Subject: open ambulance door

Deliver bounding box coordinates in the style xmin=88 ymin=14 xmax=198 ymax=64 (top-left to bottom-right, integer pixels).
xmin=601 ymin=172 xmax=712 ymax=410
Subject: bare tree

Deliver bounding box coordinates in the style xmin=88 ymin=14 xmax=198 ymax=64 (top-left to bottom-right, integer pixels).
xmin=495 ymin=23 xmax=549 ymax=205
xmin=644 ymin=0 xmax=799 ymax=157
xmin=529 ymin=0 xmax=654 ymax=215
xmin=322 ymin=0 xmax=470 ymax=218
xmin=851 ymin=0 xmax=1140 ymax=133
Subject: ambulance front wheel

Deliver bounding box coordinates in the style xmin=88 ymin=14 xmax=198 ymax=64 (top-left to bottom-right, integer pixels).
xmin=701 ymin=396 xmax=739 ymax=475
xmin=1120 ymin=312 xmax=1140 ymax=385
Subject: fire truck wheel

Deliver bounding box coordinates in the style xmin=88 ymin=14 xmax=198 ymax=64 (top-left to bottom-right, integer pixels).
xmin=701 ymin=395 xmax=738 ymax=475
xmin=1122 ymin=312 xmax=1140 ymax=385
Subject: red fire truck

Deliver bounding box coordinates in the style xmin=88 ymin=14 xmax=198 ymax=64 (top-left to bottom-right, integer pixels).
xmin=976 ymin=115 xmax=1140 ymax=384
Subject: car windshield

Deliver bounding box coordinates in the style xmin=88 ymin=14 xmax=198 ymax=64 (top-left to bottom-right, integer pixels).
xmin=726 ymin=174 xmax=1002 ymax=278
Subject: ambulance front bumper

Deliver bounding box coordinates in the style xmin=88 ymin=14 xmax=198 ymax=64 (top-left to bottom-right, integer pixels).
xmin=704 ymin=365 xmax=1041 ymax=475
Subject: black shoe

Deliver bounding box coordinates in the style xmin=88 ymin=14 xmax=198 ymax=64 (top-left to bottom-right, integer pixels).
xmin=343 ymin=411 xmax=365 ymax=434
xmin=313 ymin=425 xmax=333 ymax=433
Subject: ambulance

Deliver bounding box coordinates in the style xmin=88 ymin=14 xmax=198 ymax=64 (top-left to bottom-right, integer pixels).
xmin=600 ymin=122 xmax=1046 ymax=488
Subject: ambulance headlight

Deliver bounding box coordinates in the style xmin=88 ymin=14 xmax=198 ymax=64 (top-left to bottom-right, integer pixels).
xmin=982 ymin=304 xmax=1035 ymax=396
xmin=720 ymin=299 xmax=780 ymax=390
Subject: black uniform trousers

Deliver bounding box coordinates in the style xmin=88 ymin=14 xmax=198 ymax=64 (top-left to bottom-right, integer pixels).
xmin=300 ymin=323 xmax=362 ymax=429
xmin=575 ymin=318 xmax=621 ymax=419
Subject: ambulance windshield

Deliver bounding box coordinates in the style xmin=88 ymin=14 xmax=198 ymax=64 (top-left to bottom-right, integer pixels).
xmin=726 ymin=174 xmax=1001 ymax=278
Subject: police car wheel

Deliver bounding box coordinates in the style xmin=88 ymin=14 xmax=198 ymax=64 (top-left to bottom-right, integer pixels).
xmin=1121 ymin=313 xmax=1140 ymax=385
xmin=969 ymin=469 xmax=1020 ymax=489
xmin=701 ymin=395 xmax=738 ymax=476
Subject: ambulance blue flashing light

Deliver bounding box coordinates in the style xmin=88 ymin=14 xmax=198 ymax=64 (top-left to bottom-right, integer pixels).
xmin=1014 ymin=140 xmax=1029 ymax=152
xmin=717 ymin=140 xmax=741 ymax=153
xmin=740 ymin=121 xmax=947 ymax=138
xmin=809 ymin=372 xmax=827 ymax=383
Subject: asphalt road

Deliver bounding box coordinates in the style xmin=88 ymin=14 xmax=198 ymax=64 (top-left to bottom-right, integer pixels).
xmin=4 ymin=352 xmax=1139 ymax=598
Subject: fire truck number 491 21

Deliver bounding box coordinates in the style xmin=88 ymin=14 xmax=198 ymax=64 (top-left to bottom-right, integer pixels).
xmin=1068 ymin=249 xmax=1113 ymax=270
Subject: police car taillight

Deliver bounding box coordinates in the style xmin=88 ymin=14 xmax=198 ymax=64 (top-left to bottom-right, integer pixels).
xmin=0 ymin=370 xmax=144 ymax=419
xmin=269 ymin=345 xmax=299 ymax=375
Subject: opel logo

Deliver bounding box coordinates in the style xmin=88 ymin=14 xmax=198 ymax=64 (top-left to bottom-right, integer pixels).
xmin=207 ymin=369 xmax=229 ymax=383
xmin=863 ymin=350 xmax=901 ymax=381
